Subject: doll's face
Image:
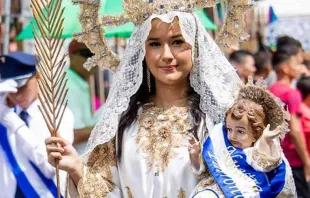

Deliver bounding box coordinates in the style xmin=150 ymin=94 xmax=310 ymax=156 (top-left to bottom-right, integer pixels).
xmin=145 ymin=18 xmax=193 ymax=87
xmin=226 ymin=113 xmax=256 ymax=149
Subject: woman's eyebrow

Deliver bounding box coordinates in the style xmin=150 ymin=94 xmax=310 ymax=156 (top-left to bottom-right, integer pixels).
xmin=170 ymin=34 xmax=183 ymax=39
xmin=146 ymin=34 xmax=183 ymax=41
xmin=146 ymin=37 xmax=159 ymax=41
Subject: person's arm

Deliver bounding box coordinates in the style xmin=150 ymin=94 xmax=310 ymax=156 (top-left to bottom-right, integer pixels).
xmin=244 ymin=124 xmax=284 ymax=172
xmin=289 ymin=114 xmax=310 ymax=167
xmin=244 ymin=139 xmax=282 ymax=172
xmin=2 ymin=111 xmax=56 ymax=178
xmin=46 ymin=136 xmax=122 ymax=197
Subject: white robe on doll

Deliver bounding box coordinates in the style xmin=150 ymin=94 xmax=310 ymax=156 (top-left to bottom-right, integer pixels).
xmin=191 ymin=123 xmax=297 ymax=198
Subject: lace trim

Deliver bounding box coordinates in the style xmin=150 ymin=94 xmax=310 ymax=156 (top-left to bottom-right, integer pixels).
xmin=276 ymin=158 xmax=297 ymax=198
xmin=126 ymin=187 xmax=134 ymax=198
xmin=252 ymin=148 xmax=282 ymax=172
xmin=193 ymin=177 xmax=225 ymax=197
xmin=77 ymin=138 xmax=117 ymax=197
xmin=136 ymin=103 xmax=191 ymax=172
xmin=216 ymin=0 xmax=254 ymax=50
xmin=178 ymin=187 xmax=186 ymax=198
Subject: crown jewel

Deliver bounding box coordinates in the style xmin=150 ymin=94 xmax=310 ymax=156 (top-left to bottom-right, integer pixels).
xmin=73 ymin=0 xmax=254 ymax=71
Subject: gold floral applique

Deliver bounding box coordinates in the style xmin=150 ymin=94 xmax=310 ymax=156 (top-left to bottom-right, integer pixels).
xmin=252 ymin=148 xmax=282 ymax=172
xmin=178 ymin=187 xmax=186 ymax=198
xmin=136 ymin=103 xmax=192 ymax=172
xmin=78 ymin=138 xmax=117 ymax=197
xmin=193 ymin=178 xmax=225 ymax=197
xmin=126 ymin=187 xmax=134 ymax=198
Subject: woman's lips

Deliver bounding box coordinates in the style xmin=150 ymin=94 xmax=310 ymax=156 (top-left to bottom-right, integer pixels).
xmin=160 ymin=65 xmax=177 ymax=72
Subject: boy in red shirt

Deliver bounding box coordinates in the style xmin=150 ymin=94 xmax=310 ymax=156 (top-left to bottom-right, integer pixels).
xmin=297 ymin=76 xmax=310 ymax=154
xmin=270 ymin=45 xmax=310 ymax=197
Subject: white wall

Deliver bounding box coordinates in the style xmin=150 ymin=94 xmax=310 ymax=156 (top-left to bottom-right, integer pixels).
xmin=258 ymin=0 xmax=310 ymax=18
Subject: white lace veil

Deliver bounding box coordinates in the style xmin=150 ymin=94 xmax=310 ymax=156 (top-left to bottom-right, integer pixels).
xmin=84 ymin=11 xmax=241 ymax=154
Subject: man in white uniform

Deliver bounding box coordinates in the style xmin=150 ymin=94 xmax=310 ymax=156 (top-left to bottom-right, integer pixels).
xmin=0 ymin=52 xmax=74 ymax=198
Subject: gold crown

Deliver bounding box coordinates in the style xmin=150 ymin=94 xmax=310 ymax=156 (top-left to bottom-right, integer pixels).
xmin=72 ymin=0 xmax=254 ymax=71
xmin=122 ymin=0 xmax=218 ymax=25
xmin=237 ymin=77 xmax=290 ymax=138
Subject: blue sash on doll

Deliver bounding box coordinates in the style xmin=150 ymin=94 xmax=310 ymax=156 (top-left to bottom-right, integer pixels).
xmin=200 ymin=123 xmax=286 ymax=198
xmin=0 ymin=123 xmax=61 ymax=198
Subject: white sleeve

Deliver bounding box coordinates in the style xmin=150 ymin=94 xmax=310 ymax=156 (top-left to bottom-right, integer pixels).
xmin=5 ymin=109 xmax=74 ymax=183
xmin=66 ymin=141 xmax=122 ymax=197
xmin=243 ymin=138 xmax=282 ymax=172
xmin=15 ymin=124 xmax=56 ymax=178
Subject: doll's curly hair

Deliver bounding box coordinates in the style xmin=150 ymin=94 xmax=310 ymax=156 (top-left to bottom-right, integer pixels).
xmin=226 ymin=99 xmax=266 ymax=140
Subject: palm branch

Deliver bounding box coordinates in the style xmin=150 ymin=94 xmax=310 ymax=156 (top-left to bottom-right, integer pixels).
xmin=30 ymin=0 xmax=67 ymax=197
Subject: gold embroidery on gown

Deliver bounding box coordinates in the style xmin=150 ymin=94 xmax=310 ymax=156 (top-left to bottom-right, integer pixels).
xmin=252 ymin=148 xmax=282 ymax=172
xmin=126 ymin=187 xmax=134 ymax=198
xmin=136 ymin=103 xmax=192 ymax=172
xmin=178 ymin=187 xmax=186 ymax=198
xmin=77 ymin=138 xmax=117 ymax=197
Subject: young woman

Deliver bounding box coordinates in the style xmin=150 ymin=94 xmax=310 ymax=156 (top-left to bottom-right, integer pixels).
xmin=45 ymin=1 xmax=257 ymax=197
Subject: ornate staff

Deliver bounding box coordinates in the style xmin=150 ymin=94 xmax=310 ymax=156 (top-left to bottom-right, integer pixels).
xmin=30 ymin=0 xmax=67 ymax=197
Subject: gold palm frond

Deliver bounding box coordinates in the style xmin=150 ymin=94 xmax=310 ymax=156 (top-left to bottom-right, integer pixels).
xmin=31 ymin=0 xmax=67 ymax=197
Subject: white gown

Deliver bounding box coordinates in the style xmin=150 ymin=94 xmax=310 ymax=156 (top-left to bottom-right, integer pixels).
xmin=67 ymin=104 xmax=208 ymax=198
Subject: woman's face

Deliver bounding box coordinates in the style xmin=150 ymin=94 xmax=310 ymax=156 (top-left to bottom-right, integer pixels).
xmin=226 ymin=113 xmax=256 ymax=149
xmin=145 ymin=18 xmax=193 ymax=86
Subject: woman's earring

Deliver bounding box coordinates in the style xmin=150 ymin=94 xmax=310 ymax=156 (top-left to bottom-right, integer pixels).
xmin=147 ymin=68 xmax=151 ymax=93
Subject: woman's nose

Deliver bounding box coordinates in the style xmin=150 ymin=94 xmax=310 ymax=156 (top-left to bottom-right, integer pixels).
xmin=161 ymin=44 xmax=174 ymax=63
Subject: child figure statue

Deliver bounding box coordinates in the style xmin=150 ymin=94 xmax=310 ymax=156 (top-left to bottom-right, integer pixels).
xmin=190 ymin=78 xmax=296 ymax=198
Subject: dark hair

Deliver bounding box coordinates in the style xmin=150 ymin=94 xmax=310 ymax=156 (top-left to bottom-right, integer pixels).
xmin=272 ymin=45 xmax=299 ymax=73
xmin=229 ymin=50 xmax=253 ymax=64
xmin=297 ymin=76 xmax=310 ymax=100
xmin=277 ymin=36 xmax=303 ymax=50
xmin=116 ymin=60 xmax=205 ymax=160
xmin=303 ymin=60 xmax=310 ymax=70
xmin=254 ymin=51 xmax=271 ymax=75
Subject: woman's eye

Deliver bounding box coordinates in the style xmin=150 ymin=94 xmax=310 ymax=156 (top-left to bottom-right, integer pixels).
xmin=172 ymin=39 xmax=184 ymax=46
xmin=227 ymin=128 xmax=232 ymax=132
xmin=149 ymin=42 xmax=161 ymax=47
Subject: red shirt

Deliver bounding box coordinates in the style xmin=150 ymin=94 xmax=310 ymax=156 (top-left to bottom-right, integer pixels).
xmin=301 ymin=103 xmax=310 ymax=154
xmin=269 ymin=82 xmax=303 ymax=168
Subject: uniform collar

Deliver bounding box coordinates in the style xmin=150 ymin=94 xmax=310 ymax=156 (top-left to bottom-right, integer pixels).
xmin=16 ymin=98 xmax=40 ymax=118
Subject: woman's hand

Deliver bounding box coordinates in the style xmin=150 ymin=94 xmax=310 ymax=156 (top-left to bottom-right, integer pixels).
xmin=188 ymin=133 xmax=201 ymax=171
xmin=45 ymin=133 xmax=83 ymax=185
